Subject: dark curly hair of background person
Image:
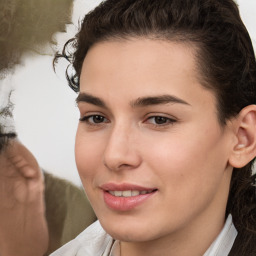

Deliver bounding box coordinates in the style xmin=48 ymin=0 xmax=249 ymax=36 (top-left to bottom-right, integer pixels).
xmin=0 ymin=0 xmax=73 ymax=151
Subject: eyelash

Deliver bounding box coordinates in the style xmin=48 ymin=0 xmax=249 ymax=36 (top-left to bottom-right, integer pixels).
xmin=145 ymin=116 xmax=177 ymax=126
xmin=79 ymin=114 xmax=177 ymax=128
xmin=79 ymin=115 xmax=109 ymax=125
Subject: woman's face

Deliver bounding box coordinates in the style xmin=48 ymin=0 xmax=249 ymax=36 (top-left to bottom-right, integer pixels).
xmin=75 ymin=39 xmax=234 ymax=243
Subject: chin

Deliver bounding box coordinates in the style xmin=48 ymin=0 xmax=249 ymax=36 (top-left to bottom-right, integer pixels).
xmin=99 ymin=216 xmax=160 ymax=242
xmin=108 ymin=229 xmax=149 ymax=242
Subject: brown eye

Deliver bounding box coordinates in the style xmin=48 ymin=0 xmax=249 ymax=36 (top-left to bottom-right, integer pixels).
xmin=146 ymin=116 xmax=177 ymax=126
xmin=92 ymin=115 xmax=105 ymax=123
xmin=79 ymin=115 xmax=108 ymax=124
xmin=154 ymin=116 xmax=168 ymax=124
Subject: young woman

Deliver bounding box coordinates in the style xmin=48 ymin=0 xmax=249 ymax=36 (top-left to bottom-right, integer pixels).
xmin=52 ymin=0 xmax=256 ymax=255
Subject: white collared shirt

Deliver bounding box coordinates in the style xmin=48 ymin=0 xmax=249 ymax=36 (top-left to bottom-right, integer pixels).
xmin=50 ymin=215 xmax=237 ymax=256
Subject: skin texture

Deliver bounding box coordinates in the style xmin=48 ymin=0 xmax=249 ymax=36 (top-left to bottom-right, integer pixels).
xmin=75 ymin=39 xmax=237 ymax=256
xmin=0 ymin=140 xmax=48 ymax=256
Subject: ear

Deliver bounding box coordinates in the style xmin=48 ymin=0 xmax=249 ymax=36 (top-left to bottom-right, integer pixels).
xmin=228 ymin=105 xmax=256 ymax=168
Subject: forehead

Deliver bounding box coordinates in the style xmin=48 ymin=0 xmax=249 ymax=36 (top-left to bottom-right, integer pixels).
xmin=79 ymin=38 xmax=215 ymax=109
xmin=81 ymin=38 xmax=199 ymax=84
xmin=82 ymin=38 xmax=198 ymax=70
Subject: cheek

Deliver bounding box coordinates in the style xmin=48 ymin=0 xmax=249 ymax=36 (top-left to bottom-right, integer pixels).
xmin=141 ymin=136 xmax=228 ymax=229
xmin=75 ymin=130 xmax=103 ymax=180
xmin=148 ymin=122 xmax=227 ymax=167
xmin=143 ymin=125 xmax=229 ymax=194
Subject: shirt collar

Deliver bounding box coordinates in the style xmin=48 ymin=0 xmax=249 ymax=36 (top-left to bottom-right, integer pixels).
xmin=203 ymin=214 xmax=237 ymax=256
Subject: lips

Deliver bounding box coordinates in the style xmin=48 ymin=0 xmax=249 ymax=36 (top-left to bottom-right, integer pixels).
xmin=101 ymin=183 xmax=157 ymax=211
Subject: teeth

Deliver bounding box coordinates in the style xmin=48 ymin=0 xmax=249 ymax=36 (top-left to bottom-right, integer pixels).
xmin=115 ymin=191 xmax=122 ymax=197
xmin=109 ymin=191 xmax=115 ymax=196
xmin=108 ymin=190 xmax=153 ymax=197
xmin=131 ymin=190 xmax=140 ymax=196
xmin=123 ymin=190 xmax=132 ymax=197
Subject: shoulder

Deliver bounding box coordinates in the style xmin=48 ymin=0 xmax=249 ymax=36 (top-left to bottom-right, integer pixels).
xmin=43 ymin=172 xmax=97 ymax=253
xmin=50 ymin=220 xmax=113 ymax=256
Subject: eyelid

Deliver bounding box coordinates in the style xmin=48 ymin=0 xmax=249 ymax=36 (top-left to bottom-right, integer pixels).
xmin=78 ymin=108 xmax=106 ymax=119
xmin=76 ymin=103 xmax=107 ymax=116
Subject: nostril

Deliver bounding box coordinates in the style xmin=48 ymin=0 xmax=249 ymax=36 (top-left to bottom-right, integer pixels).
xmin=103 ymin=161 xmax=133 ymax=172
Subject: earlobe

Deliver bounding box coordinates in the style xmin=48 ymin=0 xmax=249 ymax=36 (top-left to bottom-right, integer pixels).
xmin=229 ymin=105 xmax=256 ymax=168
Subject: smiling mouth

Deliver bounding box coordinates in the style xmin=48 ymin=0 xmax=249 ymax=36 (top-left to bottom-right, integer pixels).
xmin=103 ymin=187 xmax=158 ymax=211
xmin=108 ymin=189 xmax=157 ymax=197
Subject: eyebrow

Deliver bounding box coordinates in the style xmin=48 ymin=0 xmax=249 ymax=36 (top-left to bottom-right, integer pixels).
xmin=76 ymin=93 xmax=190 ymax=108
xmin=131 ymin=95 xmax=190 ymax=107
xmin=76 ymin=93 xmax=107 ymax=108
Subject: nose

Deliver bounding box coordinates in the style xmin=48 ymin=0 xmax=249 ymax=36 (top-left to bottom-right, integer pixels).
xmin=103 ymin=124 xmax=141 ymax=172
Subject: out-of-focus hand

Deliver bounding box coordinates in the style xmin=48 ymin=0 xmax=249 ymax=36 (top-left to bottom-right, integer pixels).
xmin=0 ymin=140 xmax=48 ymax=256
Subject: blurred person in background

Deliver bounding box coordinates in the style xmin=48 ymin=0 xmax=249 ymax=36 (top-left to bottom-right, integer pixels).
xmin=0 ymin=0 xmax=96 ymax=255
